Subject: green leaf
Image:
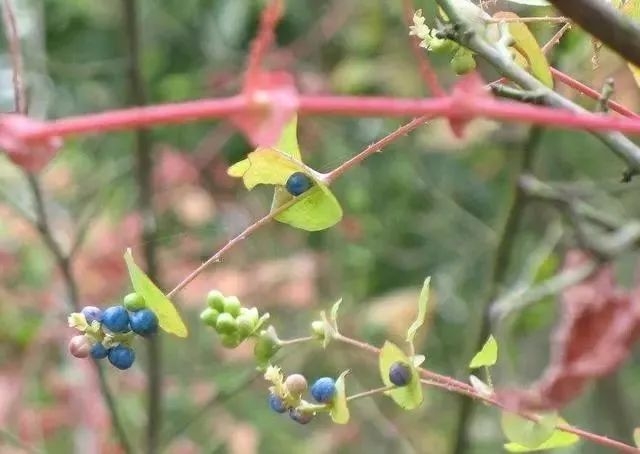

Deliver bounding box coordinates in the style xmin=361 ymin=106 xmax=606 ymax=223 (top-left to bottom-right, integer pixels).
xmin=622 ymin=1 xmax=640 ymax=88
xmin=634 ymin=427 xmax=640 ymax=448
xmin=274 ymin=184 xmax=343 ymax=231
xmin=493 ymin=12 xmax=553 ymax=87
xmin=406 ymin=277 xmax=431 ymax=346
xmin=274 ymin=114 xmax=302 ymax=160
xmin=330 ymin=370 xmax=350 ymax=424
xmin=502 ymin=412 xmax=558 ymax=449
xmin=469 ymin=335 xmax=498 ymax=368
xmin=378 ymin=341 xmax=423 ymax=410
xmin=504 ymin=0 xmax=550 ymax=5
xmin=319 ymin=310 xmax=335 ymax=349
xmin=504 ymin=418 xmax=579 ymax=452
xmin=124 ymin=249 xmax=188 ymax=338
xmin=227 ymin=148 xmax=306 ymax=190
xmin=330 ymin=298 xmax=342 ymax=328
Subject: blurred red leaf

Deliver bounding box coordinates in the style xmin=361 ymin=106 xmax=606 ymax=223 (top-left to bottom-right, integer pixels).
xmin=500 ymin=250 xmax=640 ymax=411
xmin=0 ymin=115 xmax=62 ymax=172
xmin=230 ymin=71 xmax=299 ymax=147
xmin=449 ymin=72 xmax=488 ymax=139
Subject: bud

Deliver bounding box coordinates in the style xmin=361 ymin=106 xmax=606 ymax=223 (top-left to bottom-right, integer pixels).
xmin=206 ymin=290 xmax=226 ymax=312
xmin=310 ymin=321 xmax=326 ymax=340
xmin=451 ymin=48 xmax=476 ymax=75
xmin=219 ymin=333 xmax=242 ymax=349
xmin=200 ymin=307 xmax=220 ymax=327
xmin=223 ymin=296 xmax=242 ymax=317
xmin=254 ymin=326 xmax=281 ymax=366
xmin=215 ymin=312 xmax=238 ymax=335
xmin=123 ymin=293 xmax=146 ymax=312
xmin=69 ymin=335 xmax=91 ymax=358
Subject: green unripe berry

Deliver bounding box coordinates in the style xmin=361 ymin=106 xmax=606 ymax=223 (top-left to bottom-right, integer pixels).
xmin=310 ymin=321 xmax=326 ymax=340
xmin=223 ymin=296 xmax=242 ymax=317
xmin=451 ymin=49 xmax=476 ymax=75
xmin=219 ymin=333 xmax=242 ymax=348
xmin=236 ymin=315 xmax=256 ymax=338
xmin=215 ymin=312 xmax=238 ymax=335
xmin=200 ymin=307 xmax=220 ymax=327
xmin=284 ymin=374 xmax=308 ymax=396
xmin=123 ymin=292 xmax=146 ymax=311
xmin=206 ymin=290 xmax=226 ymax=312
xmin=254 ymin=328 xmax=281 ymax=365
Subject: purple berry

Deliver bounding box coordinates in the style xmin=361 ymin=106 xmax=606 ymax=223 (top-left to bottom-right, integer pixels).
xmin=389 ymin=361 xmax=412 ymax=387
xmin=310 ymin=377 xmax=336 ymax=403
xmin=101 ymin=306 xmax=130 ymax=333
xmin=129 ymin=309 xmax=159 ymax=337
xmin=69 ymin=335 xmax=91 ymax=358
xmin=108 ymin=345 xmax=135 ymax=370
xmin=81 ymin=306 xmax=103 ymax=324
xmin=268 ymin=393 xmax=287 ymax=413
xmin=289 ymin=408 xmax=313 ymax=425
xmin=90 ymin=342 xmax=109 ymax=359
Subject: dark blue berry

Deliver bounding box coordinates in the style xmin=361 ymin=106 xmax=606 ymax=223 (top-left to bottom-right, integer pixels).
xmin=268 ymin=393 xmax=287 ymax=413
xmin=101 ymin=306 xmax=130 ymax=333
xmin=108 ymin=345 xmax=135 ymax=370
xmin=289 ymin=408 xmax=313 ymax=425
xmin=90 ymin=342 xmax=109 ymax=360
xmin=129 ymin=309 xmax=159 ymax=337
xmin=285 ymin=172 xmax=313 ymax=196
xmin=81 ymin=306 xmax=103 ymax=324
xmin=310 ymin=377 xmax=336 ymax=403
xmin=389 ymin=361 xmax=412 ymax=387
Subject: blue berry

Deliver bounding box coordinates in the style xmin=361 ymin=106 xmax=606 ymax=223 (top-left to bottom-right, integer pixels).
xmin=268 ymin=393 xmax=287 ymax=413
xmin=90 ymin=342 xmax=109 ymax=360
xmin=81 ymin=306 xmax=103 ymax=324
xmin=101 ymin=306 xmax=130 ymax=333
xmin=310 ymin=377 xmax=336 ymax=403
xmin=129 ymin=309 xmax=159 ymax=337
xmin=289 ymin=408 xmax=313 ymax=425
xmin=108 ymin=345 xmax=135 ymax=370
xmin=389 ymin=361 xmax=412 ymax=387
xmin=285 ymin=172 xmax=313 ymax=196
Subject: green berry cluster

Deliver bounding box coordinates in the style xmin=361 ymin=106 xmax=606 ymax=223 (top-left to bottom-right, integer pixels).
xmin=200 ymin=290 xmax=269 ymax=349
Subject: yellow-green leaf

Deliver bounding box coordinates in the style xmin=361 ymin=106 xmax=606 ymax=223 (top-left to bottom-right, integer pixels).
xmin=634 ymin=427 xmax=640 ymax=447
xmin=505 ymin=418 xmax=579 ymax=452
xmin=330 ymin=298 xmax=342 ymax=328
xmin=274 ymin=183 xmax=343 ymax=231
xmin=124 ymin=249 xmax=188 ymax=337
xmin=493 ymin=12 xmax=553 ymax=87
xmin=378 ymin=341 xmax=423 ymax=410
xmin=502 ymin=412 xmax=558 ymax=449
xmin=274 ymin=114 xmax=302 ymax=160
xmin=469 ymin=334 xmax=498 ymax=368
xmin=330 ymin=370 xmax=350 ymax=424
xmin=406 ymin=277 xmax=431 ymax=346
xmin=227 ymin=148 xmax=306 ymax=190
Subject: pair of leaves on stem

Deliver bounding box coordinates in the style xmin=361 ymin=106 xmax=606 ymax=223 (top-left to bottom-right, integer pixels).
xmin=469 ymin=335 xmax=578 ymax=452
xmin=227 ymin=116 xmax=342 ymax=232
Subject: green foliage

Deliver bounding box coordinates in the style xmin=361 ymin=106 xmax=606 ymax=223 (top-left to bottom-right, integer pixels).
xmin=504 ymin=418 xmax=579 ymax=452
xmin=123 ymin=249 xmax=187 ymax=337
xmin=469 ymin=335 xmax=498 ymax=368
xmin=501 ymin=412 xmax=558 ymax=449
xmin=329 ymin=371 xmax=350 ymax=424
xmin=406 ymin=277 xmax=431 ymax=347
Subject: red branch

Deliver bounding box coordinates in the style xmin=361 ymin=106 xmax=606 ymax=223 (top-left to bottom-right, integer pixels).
xmin=244 ymin=0 xmax=283 ymax=90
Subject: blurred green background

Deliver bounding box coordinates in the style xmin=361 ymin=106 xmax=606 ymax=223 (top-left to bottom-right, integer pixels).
xmin=1 ymin=0 xmax=640 ymax=453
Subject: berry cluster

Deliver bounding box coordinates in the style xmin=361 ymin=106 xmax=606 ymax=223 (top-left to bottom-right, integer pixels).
xmin=200 ymin=290 xmax=268 ymax=349
xmin=67 ymin=292 xmax=159 ymax=370
xmin=266 ymin=368 xmax=337 ymax=425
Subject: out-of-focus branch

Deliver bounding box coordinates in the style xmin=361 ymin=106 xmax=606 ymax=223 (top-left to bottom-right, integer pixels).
xmin=120 ymin=0 xmax=162 ymax=452
xmin=548 ymin=0 xmax=640 ymax=67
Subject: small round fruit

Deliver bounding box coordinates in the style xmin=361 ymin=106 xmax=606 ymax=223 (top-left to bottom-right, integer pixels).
xmin=289 ymin=408 xmax=313 ymax=425
xmin=81 ymin=306 xmax=103 ymax=324
xmin=285 ymin=172 xmax=313 ymax=196
xmin=236 ymin=314 xmax=256 ymax=338
xmin=200 ymin=307 xmax=220 ymax=327
xmin=206 ymin=290 xmax=226 ymax=312
xmin=108 ymin=345 xmax=135 ymax=370
xmin=222 ymin=296 xmax=241 ymax=317
xmin=69 ymin=335 xmax=91 ymax=358
xmin=284 ymin=374 xmax=308 ymax=396
xmin=219 ymin=333 xmax=242 ymax=348
xmin=215 ymin=312 xmax=238 ymax=335
xmin=310 ymin=377 xmax=336 ymax=403
xmin=90 ymin=342 xmax=109 ymax=360
xmin=268 ymin=393 xmax=287 ymax=414
xmin=101 ymin=305 xmax=130 ymax=333
xmin=310 ymin=321 xmax=325 ymax=340
xmin=123 ymin=292 xmax=146 ymax=311
xmin=388 ymin=361 xmax=412 ymax=387
xmin=129 ymin=309 xmax=159 ymax=337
